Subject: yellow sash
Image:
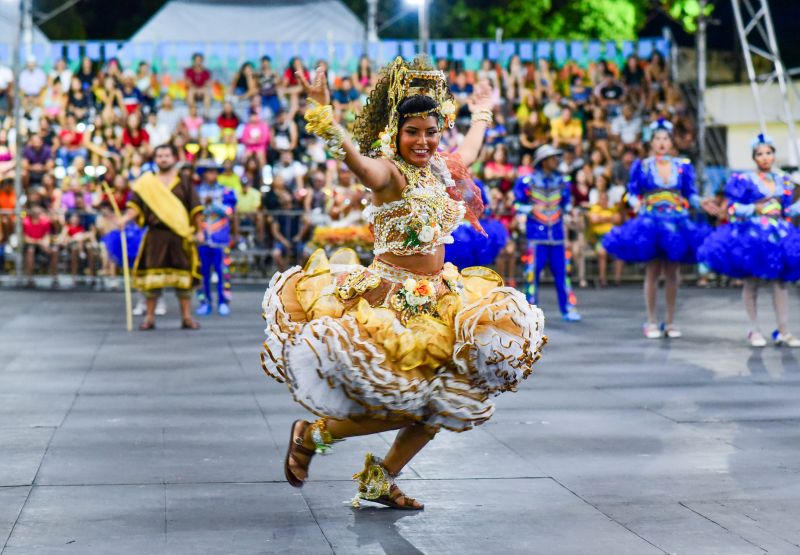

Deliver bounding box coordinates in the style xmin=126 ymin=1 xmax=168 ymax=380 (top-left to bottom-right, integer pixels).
xmin=133 ymin=173 xmax=193 ymax=239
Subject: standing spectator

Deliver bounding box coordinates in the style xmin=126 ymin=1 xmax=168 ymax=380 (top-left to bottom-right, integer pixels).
xmin=611 ymin=103 xmax=643 ymax=149
xmin=241 ymin=109 xmax=270 ymax=165
xmin=50 ymin=58 xmax=73 ymax=94
xmin=23 ymin=204 xmax=59 ymax=288
xmin=19 ymin=55 xmax=47 ymax=110
xmin=550 ymin=106 xmax=584 ymax=156
xmin=0 ymin=61 xmax=13 ymax=117
xmin=22 ymin=133 xmax=53 ymax=188
xmin=76 ymin=56 xmax=96 ymax=91
xmin=184 ymin=53 xmax=212 ymax=116
xmin=230 ymin=62 xmax=258 ymax=101
xmin=621 ymin=55 xmax=645 ymax=106
xmin=257 ymin=56 xmax=281 ymax=117
xmin=135 ymin=62 xmax=158 ymax=113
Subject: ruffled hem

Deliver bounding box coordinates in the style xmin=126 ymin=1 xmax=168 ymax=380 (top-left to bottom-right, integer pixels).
xmin=699 ymin=220 xmax=800 ymax=281
xmin=602 ymin=213 xmax=711 ymax=264
xmin=261 ymin=248 xmax=546 ymax=432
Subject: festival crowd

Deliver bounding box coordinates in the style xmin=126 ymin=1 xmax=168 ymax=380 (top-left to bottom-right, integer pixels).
xmin=0 ymin=48 xmax=696 ymax=290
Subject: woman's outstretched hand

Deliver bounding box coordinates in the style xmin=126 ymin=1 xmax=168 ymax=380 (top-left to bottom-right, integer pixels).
xmin=297 ymin=66 xmax=330 ymax=106
xmin=468 ymin=80 xmax=493 ymax=114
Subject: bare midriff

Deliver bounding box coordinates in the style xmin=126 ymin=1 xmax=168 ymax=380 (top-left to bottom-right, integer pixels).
xmin=376 ymin=247 xmax=445 ymax=276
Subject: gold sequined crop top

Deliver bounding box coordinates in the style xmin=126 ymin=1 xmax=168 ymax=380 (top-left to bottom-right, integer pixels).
xmin=364 ymin=156 xmax=465 ymax=256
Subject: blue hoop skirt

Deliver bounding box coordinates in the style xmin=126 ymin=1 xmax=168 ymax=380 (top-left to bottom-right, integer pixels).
xmin=102 ymin=225 xmax=144 ymax=268
xmin=698 ymin=217 xmax=800 ymax=281
xmin=603 ymin=212 xmax=711 ymax=264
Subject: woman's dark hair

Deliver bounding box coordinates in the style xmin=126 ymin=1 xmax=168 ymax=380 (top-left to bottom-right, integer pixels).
xmin=752 ymin=143 xmax=776 ymax=159
xmin=397 ymin=94 xmax=440 ymax=128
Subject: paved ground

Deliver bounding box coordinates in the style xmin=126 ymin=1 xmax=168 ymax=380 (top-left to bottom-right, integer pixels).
xmin=2 ymin=284 xmax=800 ymax=554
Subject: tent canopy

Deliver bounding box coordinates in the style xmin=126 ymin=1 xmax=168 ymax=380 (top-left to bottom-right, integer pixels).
xmin=0 ymin=3 xmax=51 ymax=46
xmin=129 ymin=0 xmax=366 ymax=44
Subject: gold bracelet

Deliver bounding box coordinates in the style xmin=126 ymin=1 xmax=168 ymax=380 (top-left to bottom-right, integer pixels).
xmin=470 ymin=109 xmax=493 ymax=125
xmin=304 ymin=98 xmax=346 ymax=160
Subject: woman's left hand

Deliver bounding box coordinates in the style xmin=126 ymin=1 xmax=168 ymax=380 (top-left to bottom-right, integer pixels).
xmin=468 ymin=80 xmax=493 ymax=114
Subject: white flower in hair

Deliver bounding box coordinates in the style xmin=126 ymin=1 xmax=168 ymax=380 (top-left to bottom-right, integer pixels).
xmin=440 ymin=100 xmax=456 ymax=117
xmin=418 ymin=225 xmax=435 ymax=243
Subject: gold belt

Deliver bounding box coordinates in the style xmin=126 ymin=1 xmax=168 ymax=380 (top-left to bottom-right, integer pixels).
xmin=370 ymin=258 xmax=443 ymax=286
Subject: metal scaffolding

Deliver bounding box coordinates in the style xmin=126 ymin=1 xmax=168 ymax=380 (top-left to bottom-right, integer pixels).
xmin=730 ymin=0 xmax=800 ymax=165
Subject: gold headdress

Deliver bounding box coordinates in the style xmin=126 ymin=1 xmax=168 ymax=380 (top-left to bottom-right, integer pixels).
xmin=354 ymin=57 xmax=456 ymax=159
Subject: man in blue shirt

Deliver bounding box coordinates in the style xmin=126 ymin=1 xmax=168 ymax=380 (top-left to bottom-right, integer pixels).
xmin=513 ymin=145 xmax=581 ymax=322
xmin=195 ymin=162 xmax=237 ymax=316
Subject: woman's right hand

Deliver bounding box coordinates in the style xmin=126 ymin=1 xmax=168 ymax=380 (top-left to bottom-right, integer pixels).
xmin=297 ymin=66 xmax=329 ymax=106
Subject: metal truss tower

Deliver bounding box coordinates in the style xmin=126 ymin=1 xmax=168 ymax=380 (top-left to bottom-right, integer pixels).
xmin=730 ymin=0 xmax=800 ymax=165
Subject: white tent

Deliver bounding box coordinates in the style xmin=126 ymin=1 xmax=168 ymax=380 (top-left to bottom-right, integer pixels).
xmin=0 ymin=3 xmax=51 ymax=64
xmin=129 ymin=0 xmax=365 ymax=44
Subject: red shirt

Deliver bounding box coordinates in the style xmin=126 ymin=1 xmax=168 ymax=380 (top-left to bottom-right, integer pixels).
xmin=23 ymin=215 xmax=51 ymax=240
xmin=122 ymin=128 xmax=149 ymax=148
xmin=58 ymin=129 xmax=83 ymax=149
xmin=283 ymin=68 xmax=309 ymax=87
xmin=185 ymin=67 xmax=211 ymax=88
xmin=66 ymin=223 xmax=84 ymax=237
xmin=217 ymin=114 xmax=240 ymax=130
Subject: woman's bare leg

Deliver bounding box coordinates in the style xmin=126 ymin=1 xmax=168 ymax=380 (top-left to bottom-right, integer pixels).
xmin=771 ymin=280 xmax=790 ymax=336
xmin=664 ymin=261 xmax=680 ymax=326
xmin=743 ymin=278 xmax=760 ymax=332
xmin=644 ymin=259 xmax=662 ymax=325
xmin=382 ymin=423 xmax=437 ymax=476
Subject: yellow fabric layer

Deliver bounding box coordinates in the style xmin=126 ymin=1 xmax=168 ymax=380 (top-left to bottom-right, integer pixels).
xmin=132 ymin=173 xmax=192 ymax=239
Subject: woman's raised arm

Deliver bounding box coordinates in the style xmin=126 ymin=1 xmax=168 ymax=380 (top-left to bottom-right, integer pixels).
xmin=298 ymin=68 xmax=394 ymax=193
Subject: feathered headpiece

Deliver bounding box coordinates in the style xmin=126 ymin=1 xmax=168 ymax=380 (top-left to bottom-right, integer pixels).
xmin=649 ymin=118 xmax=674 ymax=135
xmin=356 ymin=57 xmax=456 ymax=159
xmin=750 ymin=133 xmax=775 ymax=151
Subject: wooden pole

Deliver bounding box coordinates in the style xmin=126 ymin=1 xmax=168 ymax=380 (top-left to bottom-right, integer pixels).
xmin=101 ymin=182 xmax=133 ymax=332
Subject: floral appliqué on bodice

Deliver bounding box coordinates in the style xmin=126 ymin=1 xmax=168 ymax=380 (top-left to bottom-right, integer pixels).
xmin=364 ymin=155 xmax=465 ymax=256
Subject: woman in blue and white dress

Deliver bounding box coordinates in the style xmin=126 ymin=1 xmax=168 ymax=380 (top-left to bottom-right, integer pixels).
xmin=603 ymin=119 xmax=710 ymax=338
xmin=699 ymin=134 xmax=800 ymax=347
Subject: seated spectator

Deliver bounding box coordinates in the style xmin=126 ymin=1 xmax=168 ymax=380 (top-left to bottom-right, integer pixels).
xmin=156 ymin=94 xmax=184 ymax=133
xmin=121 ymin=112 xmax=150 ymax=159
xmin=144 ymin=111 xmax=170 ymax=148
xmin=484 ymin=106 xmax=507 ymax=146
xmin=182 ymin=104 xmax=204 ymax=141
xmin=518 ymin=112 xmax=547 ymax=159
xmin=230 ymin=62 xmax=258 ymax=101
xmin=50 ymin=58 xmax=73 ymax=95
xmin=22 ymin=133 xmax=53 ymax=187
xmin=265 ymin=174 xmax=308 ymax=270
xmin=120 ymin=71 xmax=144 ymax=115
xmin=57 ymin=209 xmax=97 ymax=284
xmin=57 ymin=114 xmax=89 ymax=166
xmin=76 ymin=56 xmax=96 ymax=91
xmin=588 ymin=148 xmax=610 ymax=179
xmin=61 ymin=176 xmax=93 ymax=214
xmin=282 ymin=57 xmax=309 ymax=114
xmin=622 ymin=55 xmax=646 ymax=105
xmin=241 ymin=110 xmax=270 ymax=165
xmin=551 ymin=107 xmax=583 ymax=156
xmin=94 ymin=76 xmax=124 ymax=118
xmin=484 ymin=144 xmax=515 ymax=192
xmin=20 ymin=55 xmax=47 ymax=110
xmin=23 ymin=204 xmax=59 ymax=288
xmin=332 ymin=76 xmax=360 ymax=112
xmin=234 ymin=171 xmax=265 ymax=246
xmin=258 ymin=55 xmax=281 ymax=117
xmin=270 ymin=110 xmax=298 ymax=156
xmin=645 ymin=51 xmax=669 ymax=110
xmin=353 ymin=55 xmax=373 ymax=92
xmin=450 ymin=71 xmax=473 ymax=104
xmin=569 ymin=74 xmax=591 ymax=107
xmin=542 ymin=91 xmax=563 ymax=121
xmin=594 ymin=71 xmax=625 ymax=117
xmin=216 ymin=101 xmax=241 ymax=138
xmin=586 ymin=105 xmax=612 ymax=161
xmin=64 ymin=76 xmax=92 ymax=123
xmin=611 ymin=103 xmax=642 ymax=148
xmin=184 ymin=53 xmax=212 ymax=115
xmin=0 ymin=179 xmax=15 ymax=242
xmin=218 ymin=158 xmax=242 ymax=193
xmin=516 ymin=152 xmax=535 ymax=177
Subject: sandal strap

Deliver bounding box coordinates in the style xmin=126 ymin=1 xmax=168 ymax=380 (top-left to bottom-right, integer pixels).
xmin=389 ymin=484 xmax=418 ymax=507
xmin=291 ymin=438 xmax=316 ymax=458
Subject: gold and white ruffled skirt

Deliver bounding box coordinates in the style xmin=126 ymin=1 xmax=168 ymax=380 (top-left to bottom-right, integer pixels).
xmin=261 ymin=248 xmax=546 ymax=433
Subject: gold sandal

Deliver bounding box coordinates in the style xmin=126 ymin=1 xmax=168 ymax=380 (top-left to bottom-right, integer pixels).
xmin=284 ymin=419 xmax=337 ymax=488
xmin=351 ymin=453 xmax=424 ymax=510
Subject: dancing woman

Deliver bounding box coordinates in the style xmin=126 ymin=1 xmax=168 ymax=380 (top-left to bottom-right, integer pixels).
xmin=699 ymin=134 xmax=800 ymax=347
xmin=260 ymin=57 xmax=546 ymax=509
xmin=602 ymin=120 xmax=709 ymax=338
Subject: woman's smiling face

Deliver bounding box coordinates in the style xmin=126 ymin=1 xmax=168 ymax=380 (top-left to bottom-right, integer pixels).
xmin=397 ymin=115 xmax=440 ymax=167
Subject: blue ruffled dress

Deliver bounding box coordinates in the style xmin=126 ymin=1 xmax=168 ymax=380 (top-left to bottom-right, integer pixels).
xmin=102 ymin=223 xmax=143 ymax=268
xmin=698 ymin=171 xmax=800 ymax=281
xmin=603 ymin=156 xmax=710 ymax=263
xmin=445 ymin=179 xmax=509 ymax=268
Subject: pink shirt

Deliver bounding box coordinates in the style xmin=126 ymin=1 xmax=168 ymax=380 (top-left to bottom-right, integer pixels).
xmin=242 ymin=122 xmax=270 ymax=149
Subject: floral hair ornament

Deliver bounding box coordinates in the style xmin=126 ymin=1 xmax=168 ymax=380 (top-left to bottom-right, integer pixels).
xmin=750 ymin=133 xmax=776 ymax=150
xmin=649 ymin=118 xmax=674 ymax=135
xmin=375 ymin=57 xmax=454 ymax=159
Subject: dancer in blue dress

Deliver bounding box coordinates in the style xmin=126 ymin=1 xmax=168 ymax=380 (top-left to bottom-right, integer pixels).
xmin=444 ymin=178 xmax=509 ymax=268
xmin=698 ymin=134 xmax=800 ymax=347
xmin=603 ymin=120 xmax=709 ymax=338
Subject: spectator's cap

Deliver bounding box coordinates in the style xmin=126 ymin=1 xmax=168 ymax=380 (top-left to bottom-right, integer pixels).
xmin=122 ymin=69 xmax=136 ymax=79
xmin=533 ymin=144 xmax=563 ymax=167
xmin=196 ymin=160 xmax=223 ymax=175
xmin=649 ymin=118 xmax=673 ymax=135
xmin=25 ymin=54 xmax=36 ymax=65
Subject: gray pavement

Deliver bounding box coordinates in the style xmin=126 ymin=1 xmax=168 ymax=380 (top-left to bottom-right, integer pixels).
xmin=2 ymin=284 xmax=800 ymax=554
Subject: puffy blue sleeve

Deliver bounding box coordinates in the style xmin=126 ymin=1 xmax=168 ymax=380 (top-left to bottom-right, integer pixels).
xmin=725 ymin=173 xmax=757 ymax=217
xmin=513 ymin=176 xmax=533 ymax=214
xmin=223 ymin=188 xmax=237 ymax=210
xmin=678 ymin=160 xmax=701 ymax=209
xmin=780 ymin=174 xmax=800 ymax=217
xmin=627 ymin=159 xmax=645 ymax=197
